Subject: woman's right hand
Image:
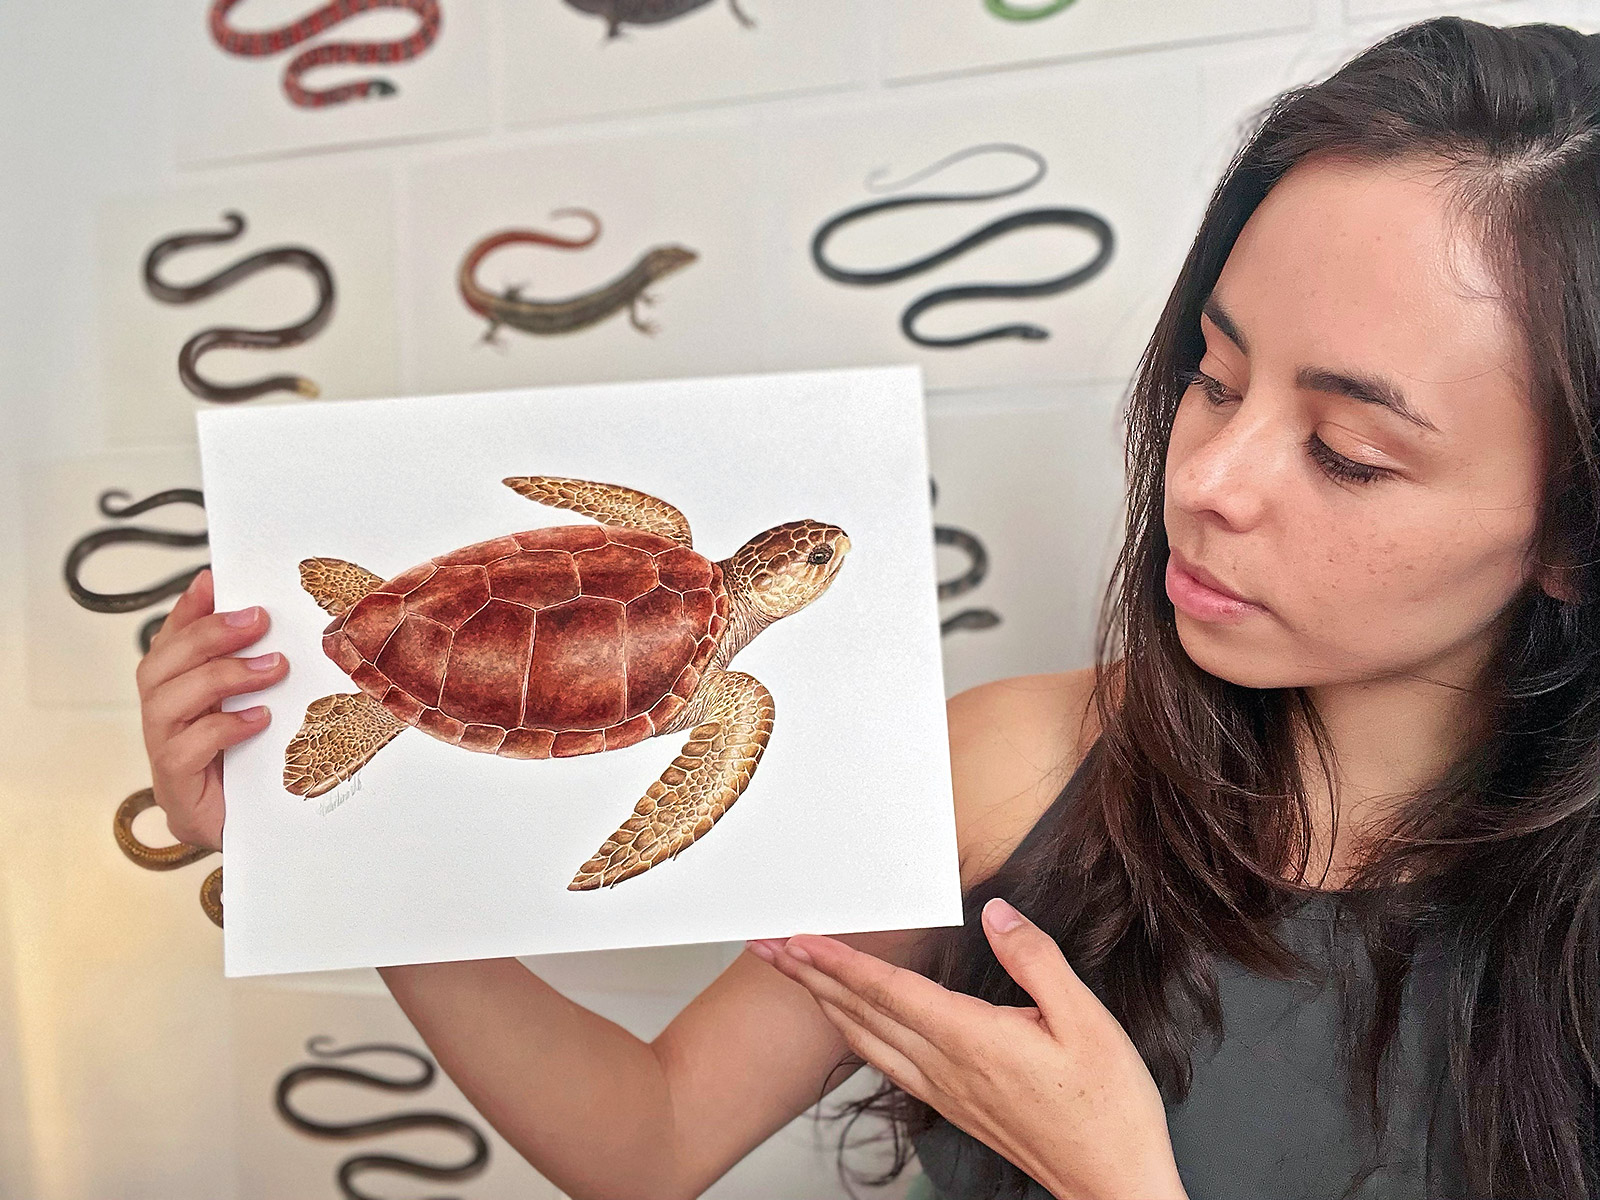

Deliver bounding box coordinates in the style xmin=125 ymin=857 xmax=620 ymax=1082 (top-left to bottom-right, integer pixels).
xmin=135 ymin=568 xmax=290 ymax=852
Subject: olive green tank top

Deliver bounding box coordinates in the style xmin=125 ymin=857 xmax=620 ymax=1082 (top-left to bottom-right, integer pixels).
xmin=911 ymin=739 xmax=1467 ymax=1200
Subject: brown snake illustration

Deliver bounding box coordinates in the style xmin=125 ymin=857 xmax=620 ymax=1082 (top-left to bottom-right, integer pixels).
xmin=457 ymin=209 xmax=698 ymax=343
xmin=563 ymin=0 xmax=754 ymax=39
xmin=143 ymin=210 xmax=336 ymax=403
xmin=209 ymin=0 xmax=442 ymax=108
xmin=275 ymin=1037 xmax=490 ymax=1200
xmin=114 ymin=787 xmax=223 ymax=927
xmin=63 ymin=487 xmax=208 ymax=652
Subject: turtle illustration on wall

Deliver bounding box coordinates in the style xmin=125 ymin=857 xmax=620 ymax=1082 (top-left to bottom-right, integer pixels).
xmin=286 ymin=475 xmax=850 ymax=891
xmin=562 ymin=0 xmax=755 ymax=39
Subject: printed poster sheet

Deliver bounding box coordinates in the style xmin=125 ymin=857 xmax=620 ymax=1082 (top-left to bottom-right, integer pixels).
xmin=198 ymin=365 xmax=962 ymax=976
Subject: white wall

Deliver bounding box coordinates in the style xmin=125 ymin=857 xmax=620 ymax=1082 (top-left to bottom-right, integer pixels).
xmin=2 ymin=0 xmax=1592 ymax=1195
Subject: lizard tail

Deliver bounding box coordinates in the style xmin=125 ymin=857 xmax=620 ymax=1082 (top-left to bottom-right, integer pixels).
xmin=456 ymin=212 xmax=602 ymax=318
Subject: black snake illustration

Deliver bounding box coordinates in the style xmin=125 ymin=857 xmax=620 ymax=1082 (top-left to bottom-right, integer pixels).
xmin=63 ymin=487 xmax=208 ymax=653
xmin=931 ymin=478 xmax=1000 ymax=636
xmin=563 ymin=0 xmax=754 ymax=38
xmin=810 ymin=142 xmax=1114 ymax=349
xmin=274 ymin=1036 xmax=491 ymax=1200
xmin=142 ymin=210 xmax=336 ymax=402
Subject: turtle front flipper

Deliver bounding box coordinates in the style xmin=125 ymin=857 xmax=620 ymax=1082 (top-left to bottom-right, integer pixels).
xmin=299 ymin=558 xmax=385 ymax=616
xmin=502 ymin=476 xmax=693 ymax=548
xmin=568 ymin=670 xmax=774 ymax=891
xmin=284 ymin=694 xmax=407 ymax=798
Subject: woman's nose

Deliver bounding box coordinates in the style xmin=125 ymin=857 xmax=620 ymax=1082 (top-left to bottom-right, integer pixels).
xmin=1168 ymin=401 xmax=1279 ymax=525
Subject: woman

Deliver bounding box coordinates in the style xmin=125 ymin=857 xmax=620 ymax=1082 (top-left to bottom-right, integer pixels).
xmin=134 ymin=14 xmax=1600 ymax=1200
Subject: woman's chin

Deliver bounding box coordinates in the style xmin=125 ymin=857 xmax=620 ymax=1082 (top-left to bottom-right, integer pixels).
xmin=1173 ymin=615 xmax=1289 ymax=690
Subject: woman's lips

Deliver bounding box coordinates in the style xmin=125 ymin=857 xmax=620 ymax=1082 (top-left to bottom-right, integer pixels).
xmin=1166 ymin=551 xmax=1263 ymax=621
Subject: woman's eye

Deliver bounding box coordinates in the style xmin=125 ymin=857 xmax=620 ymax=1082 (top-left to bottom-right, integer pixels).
xmin=1182 ymin=368 xmax=1390 ymax=487
xmin=1187 ymin=367 xmax=1239 ymax=407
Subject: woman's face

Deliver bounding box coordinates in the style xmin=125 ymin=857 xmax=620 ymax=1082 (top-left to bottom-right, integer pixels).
xmin=1162 ymin=153 xmax=1550 ymax=692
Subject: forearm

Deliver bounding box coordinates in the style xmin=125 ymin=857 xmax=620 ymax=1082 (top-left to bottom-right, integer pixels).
xmin=378 ymin=956 xmax=681 ymax=1200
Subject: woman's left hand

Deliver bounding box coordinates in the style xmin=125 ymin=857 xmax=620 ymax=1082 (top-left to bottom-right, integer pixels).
xmin=746 ymin=896 xmax=1188 ymax=1200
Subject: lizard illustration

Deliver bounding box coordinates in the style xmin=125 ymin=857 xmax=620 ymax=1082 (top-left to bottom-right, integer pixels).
xmin=456 ymin=210 xmax=698 ymax=342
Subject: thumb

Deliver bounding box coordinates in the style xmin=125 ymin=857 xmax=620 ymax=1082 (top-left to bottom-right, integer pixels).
xmin=981 ymin=896 xmax=1090 ymax=1029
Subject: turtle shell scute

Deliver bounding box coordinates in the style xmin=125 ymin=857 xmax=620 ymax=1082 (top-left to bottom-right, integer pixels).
xmin=405 ymin=566 xmax=491 ymax=631
xmin=318 ymin=525 xmax=726 ymax=757
xmin=433 ymin=534 xmax=523 ymax=568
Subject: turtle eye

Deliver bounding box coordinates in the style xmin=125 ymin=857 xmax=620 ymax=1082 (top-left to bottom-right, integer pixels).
xmin=807 ymin=546 xmax=834 ymax=565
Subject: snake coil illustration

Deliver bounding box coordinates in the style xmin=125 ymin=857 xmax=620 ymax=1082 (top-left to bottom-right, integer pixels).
xmin=143 ymin=211 xmax=336 ymax=403
xmin=931 ymin=478 xmax=1000 ymax=636
xmin=208 ymin=0 xmax=442 ymax=108
xmin=113 ymin=787 xmax=223 ymax=927
xmin=274 ymin=1036 xmax=491 ymax=1200
xmin=63 ymin=487 xmax=208 ymax=653
xmin=810 ymin=142 xmax=1115 ymax=348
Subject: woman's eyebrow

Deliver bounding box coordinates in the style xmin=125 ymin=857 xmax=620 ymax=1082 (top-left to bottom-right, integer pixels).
xmin=1201 ymin=292 xmax=1442 ymax=437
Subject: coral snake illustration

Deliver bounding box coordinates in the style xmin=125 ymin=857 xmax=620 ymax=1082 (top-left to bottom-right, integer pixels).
xmin=985 ymin=0 xmax=1078 ymax=19
xmin=208 ymin=0 xmax=442 ymax=108
xmin=143 ymin=210 xmax=336 ymax=403
xmin=274 ymin=1036 xmax=490 ymax=1200
xmin=810 ymin=142 xmax=1115 ymax=348
xmin=63 ymin=487 xmax=208 ymax=653
xmin=457 ymin=208 xmax=698 ymax=343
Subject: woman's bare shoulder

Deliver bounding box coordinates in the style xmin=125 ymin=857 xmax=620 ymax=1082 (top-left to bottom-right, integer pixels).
xmin=947 ymin=665 xmax=1107 ymax=889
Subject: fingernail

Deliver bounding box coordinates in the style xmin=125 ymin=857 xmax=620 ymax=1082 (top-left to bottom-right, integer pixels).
xmin=984 ymin=897 xmax=1024 ymax=932
xmin=245 ymin=652 xmax=281 ymax=671
xmin=224 ymin=607 xmax=260 ymax=627
xmin=745 ymin=940 xmax=776 ymax=962
xmin=783 ymin=940 xmax=813 ymax=965
xmin=240 ymin=706 xmax=269 ymax=722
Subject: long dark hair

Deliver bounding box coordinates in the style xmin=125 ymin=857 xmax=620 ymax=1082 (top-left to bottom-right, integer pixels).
xmin=820 ymin=15 xmax=1600 ymax=1200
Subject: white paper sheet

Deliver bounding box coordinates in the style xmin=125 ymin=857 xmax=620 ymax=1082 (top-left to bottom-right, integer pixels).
xmin=198 ymin=364 xmax=962 ymax=976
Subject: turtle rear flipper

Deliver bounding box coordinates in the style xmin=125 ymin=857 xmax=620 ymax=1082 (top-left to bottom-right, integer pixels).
xmin=502 ymin=476 xmax=693 ymax=548
xmin=284 ymin=694 xmax=406 ymax=798
xmin=568 ymin=670 xmax=774 ymax=890
xmin=299 ymin=558 xmax=385 ymax=616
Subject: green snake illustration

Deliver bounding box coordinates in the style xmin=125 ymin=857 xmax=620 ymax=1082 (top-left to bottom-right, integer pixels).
xmin=985 ymin=0 xmax=1078 ymax=19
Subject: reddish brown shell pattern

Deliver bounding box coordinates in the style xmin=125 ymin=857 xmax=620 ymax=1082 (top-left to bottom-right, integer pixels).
xmin=322 ymin=525 xmax=729 ymax=759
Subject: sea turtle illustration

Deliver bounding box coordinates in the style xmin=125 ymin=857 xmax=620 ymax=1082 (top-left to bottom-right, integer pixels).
xmin=285 ymin=476 xmax=850 ymax=890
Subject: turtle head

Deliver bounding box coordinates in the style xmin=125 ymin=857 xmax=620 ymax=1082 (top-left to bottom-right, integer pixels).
xmin=724 ymin=519 xmax=851 ymax=621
